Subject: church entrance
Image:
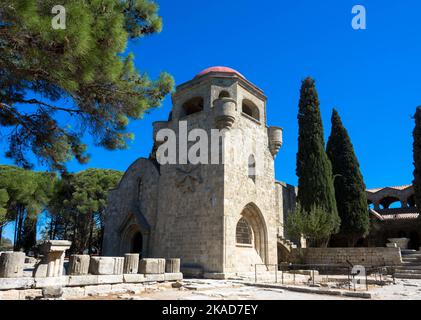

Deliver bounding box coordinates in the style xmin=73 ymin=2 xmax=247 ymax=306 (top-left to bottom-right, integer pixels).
xmin=237 ymin=203 xmax=268 ymax=264
xmin=131 ymin=231 xmax=143 ymax=257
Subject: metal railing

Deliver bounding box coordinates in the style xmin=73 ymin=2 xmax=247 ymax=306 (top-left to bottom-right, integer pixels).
xmin=254 ymin=262 xmax=397 ymax=291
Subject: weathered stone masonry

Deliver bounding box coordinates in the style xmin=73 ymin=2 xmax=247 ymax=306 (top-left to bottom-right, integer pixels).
xmin=102 ymin=66 xmax=294 ymax=278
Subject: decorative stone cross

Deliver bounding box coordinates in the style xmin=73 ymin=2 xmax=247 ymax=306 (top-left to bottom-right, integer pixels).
xmin=175 ymin=166 xmax=203 ymax=193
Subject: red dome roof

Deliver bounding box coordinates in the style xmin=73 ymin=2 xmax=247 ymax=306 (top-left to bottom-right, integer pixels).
xmin=195 ymin=66 xmax=245 ymax=79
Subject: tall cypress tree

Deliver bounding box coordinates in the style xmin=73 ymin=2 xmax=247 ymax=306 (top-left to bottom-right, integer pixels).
xmin=326 ymin=109 xmax=369 ymax=246
xmin=296 ymin=78 xmax=340 ymax=246
xmin=412 ymin=107 xmax=421 ymax=209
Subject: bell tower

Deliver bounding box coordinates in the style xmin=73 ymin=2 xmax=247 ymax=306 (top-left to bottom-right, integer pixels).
xmin=150 ymin=66 xmax=283 ymax=277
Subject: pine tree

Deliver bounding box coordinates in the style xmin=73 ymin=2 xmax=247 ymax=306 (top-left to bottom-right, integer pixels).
xmin=0 ymin=1 xmax=173 ymax=171
xmin=0 ymin=165 xmax=55 ymax=252
xmin=296 ymin=78 xmax=340 ymax=246
xmin=412 ymin=107 xmax=421 ymax=209
xmin=47 ymin=169 xmax=123 ymax=254
xmin=326 ymin=109 xmax=369 ymax=246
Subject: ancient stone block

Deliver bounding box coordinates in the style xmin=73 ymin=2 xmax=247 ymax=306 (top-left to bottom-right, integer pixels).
xmin=34 ymin=276 xmax=68 ymax=288
xmin=0 ymin=251 xmax=25 ymax=278
xmin=123 ymin=273 xmax=145 ymax=283
xmin=123 ymin=254 xmax=139 ymax=274
xmin=19 ymin=289 xmax=43 ymax=300
xmin=164 ymin=272 xmax=183 ymax=281
xmin=69 ymin=254 xmax=90 ymax=275
xmin=0 ymin=289 xmax=20 ymax=300
xmin=62 ymin=286 xmax=85 ymax=298
xmin=89 ymin=257 xmax=123 ymax=275
xmin=113 ymin=257 xmax=124 ymax=275
xmin=97 ymin=274 xmax=123 ymax=284
xmin=67 ymin=275 xmax=98 ymax=287
xmin=165 ymin=258 xmax=180 ymax=273
xmin=138 ymin=258 xmax=165 ymax=274
xmin=0 ymin=277 xmax=34 ymax=290
xmin=33 ymin=263 xmax=49 ymax=278
xmin=144 ymin=273 xmax=165 ymax=282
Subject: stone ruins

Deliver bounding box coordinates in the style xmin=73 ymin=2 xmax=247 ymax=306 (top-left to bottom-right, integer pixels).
xmin=0 ymin=240 xmax=182 ymax=299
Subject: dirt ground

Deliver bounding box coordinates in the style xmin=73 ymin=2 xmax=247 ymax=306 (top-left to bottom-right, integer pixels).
xmin=67 ymin=278 xmax=421 ymax=300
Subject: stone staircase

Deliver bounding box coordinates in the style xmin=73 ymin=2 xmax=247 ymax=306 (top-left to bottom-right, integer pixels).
xmin=277 ymin=236 xmax=298 ymax=252
xmin=394 ymin=249 xmax=421 ymax=279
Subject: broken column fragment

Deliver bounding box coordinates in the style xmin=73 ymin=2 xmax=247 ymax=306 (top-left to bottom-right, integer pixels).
xmin=138 ymin=258 xmax=165 ymax=274
xmin=123 ymin=254 xmax=139 ymax=274
xmin=165 ymin=258 xmax=181 ymax=273
xmin=68 ymin=254 xmax=90 ymax=275
xmin=0 ymin=252 xmax=25 ymax=278
xmin=89 ymin=257 xmax=124 ymax=275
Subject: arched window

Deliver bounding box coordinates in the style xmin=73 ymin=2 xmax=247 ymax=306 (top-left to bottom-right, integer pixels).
xmin=219 ymin=90 xmax=230 ymax=98
xmin=248 ymin=155 xmax=256 ymax=182
xmin=236 ymin=217 xmax=252 ymax=245
xmin=181 ymin=97 xmax=204 ymax=117
xmin=242 ymin=99 xmax=260 ymax=122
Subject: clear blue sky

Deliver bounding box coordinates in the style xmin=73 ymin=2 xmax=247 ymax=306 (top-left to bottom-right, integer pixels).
xmin=2 ymin=0 xmax=421 ymax=240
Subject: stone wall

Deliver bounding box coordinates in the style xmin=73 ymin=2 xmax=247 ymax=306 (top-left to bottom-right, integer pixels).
xmin=289 ymin=247 xmax=402 ymax=267
xmin=0 ymin=273 xmax=183 ymax=300
xmin=103 ymin=70 xmax=284 ymax=277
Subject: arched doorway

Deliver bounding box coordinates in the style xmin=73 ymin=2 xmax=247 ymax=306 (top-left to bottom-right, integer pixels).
xmin=238 ymin=203 xmax=268 ymax=264
xmin=131 ymin=231 xmax=143 ymax=257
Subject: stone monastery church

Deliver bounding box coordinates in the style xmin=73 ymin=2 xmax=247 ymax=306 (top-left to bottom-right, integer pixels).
xmin=103 ymin=66 xmax=297 ymax=278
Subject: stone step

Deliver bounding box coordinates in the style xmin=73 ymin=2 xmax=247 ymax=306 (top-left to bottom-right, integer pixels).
xmin=401 ymin=263 xmax=421 ymax=268
xmin=402 ymin=254 xmax=421 ymax=259
xmin=402 ymin=257 xmax=421 ymax=262
xmin=395 ymin=273 xmax=421 ymax=279
xmin=394 ymin=269 xmax=421 ymax=275
xmin=401 ymin=249 xmax=418 ymax=255
xmin=395 ymin=265 xmax=421 ymax=270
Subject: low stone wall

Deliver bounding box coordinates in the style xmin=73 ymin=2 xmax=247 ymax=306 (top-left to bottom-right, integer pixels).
xmin=0 ymin=247 xmax=183 ymax=300
xmin=289 ymin=247 xmax=402 ymax=267
xmin=0 ymin=273 xmax=183 ymax=299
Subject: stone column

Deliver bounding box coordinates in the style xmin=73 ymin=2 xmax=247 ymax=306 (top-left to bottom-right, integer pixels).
xmin=33 ymin=240 xmax=71 ymax=278
xmin=165 ymin=258 xmax=180 ymax=273
xmin=69 ymin=254 xmax=90 ymax=275
xmin=0 ymin=252 xmax=25 ymax=278
xmin=123 ymin=254 xmax=139 ymax=274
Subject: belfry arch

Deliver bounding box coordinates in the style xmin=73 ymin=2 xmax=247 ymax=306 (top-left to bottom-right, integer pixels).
xmin=238 ymin=203 xmax=268 ymax=264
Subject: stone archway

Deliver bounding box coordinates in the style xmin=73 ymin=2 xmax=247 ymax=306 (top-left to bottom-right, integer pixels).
xmin=239 ymin=203 xmax=268 ymax=264
xmin=120 ymin=222 xmax=148 ymax=257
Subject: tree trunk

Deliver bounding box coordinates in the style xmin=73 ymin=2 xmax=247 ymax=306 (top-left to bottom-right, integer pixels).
xmin=49 ymin=216 xmax=54 ymax=240
xmin=14 ymin=205 xmax=24 ymax=251
xmin=22 ymin=215 xmax=37 ymax=253
xmin=13 ymin=209 xmax=18 ymax=249
xmin=63 ymin=219 xmax=68 ymax=239
xmin=88 ymin=212 xmax=94 ymax=255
